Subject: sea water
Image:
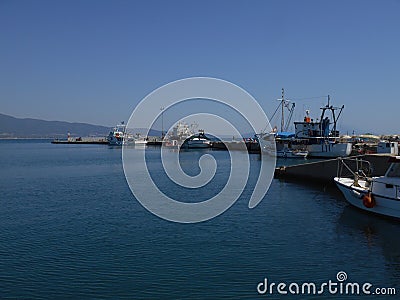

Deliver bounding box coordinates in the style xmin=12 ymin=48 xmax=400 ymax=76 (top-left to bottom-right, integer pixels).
xmin=0 ymin=140 xmax=399 ymax=299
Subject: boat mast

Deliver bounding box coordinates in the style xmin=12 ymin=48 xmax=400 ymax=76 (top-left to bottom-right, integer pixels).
xmin=284 ymin=102 xmax=295 ymax=132
xmin=319 ymin=95 xmax=345 ymax=138
xmin=270 ymin=88 xmax=294 ymax=133
xmin=281 ymin=88 xmax=284 ymax=132
xmin=329 ymin=96 xmax=337 ymax=135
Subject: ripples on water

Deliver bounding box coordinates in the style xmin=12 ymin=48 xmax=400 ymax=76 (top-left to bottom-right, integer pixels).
xmin=0 ymin=140 xmax=399 ymax=299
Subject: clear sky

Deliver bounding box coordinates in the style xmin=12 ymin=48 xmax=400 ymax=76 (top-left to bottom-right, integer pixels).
xmin=1 ymin=0 xmax=399 ymax=134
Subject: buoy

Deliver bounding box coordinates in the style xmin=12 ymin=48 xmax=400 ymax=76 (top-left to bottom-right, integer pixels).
xmin=362 ymin=192 xmax=375 ymax=208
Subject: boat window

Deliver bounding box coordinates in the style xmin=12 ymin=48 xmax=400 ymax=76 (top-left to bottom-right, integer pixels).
xmin=387 ymin=163 xmax=400 ymax=177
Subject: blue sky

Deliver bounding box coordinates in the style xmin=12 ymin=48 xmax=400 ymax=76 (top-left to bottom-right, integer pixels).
xmin=1 ymin=0 xmax=399 ymax=134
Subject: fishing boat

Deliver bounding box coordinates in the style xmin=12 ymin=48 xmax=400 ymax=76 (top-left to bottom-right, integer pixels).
xmin=257 ymin=89 xmax=307 ymax=157
xmin=294 ymin=102 xmax=352 ymax=158
xmin=107 ymin=122 xmax=134 ymax=146
xmin=258 ymin=89 xmax=351 ymax=158
xmin=259 ymin=92 xmax=352 ymax=158
xmin=334 ymin=156 xmax=400 ymax=219
xmin=291 ymin=96 xmax=352 ymax=157
xmin=107 ymin=123 xmax=126 ymax=146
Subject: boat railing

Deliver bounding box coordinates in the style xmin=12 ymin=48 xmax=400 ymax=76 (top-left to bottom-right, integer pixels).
xmin=336 ymin=157 xmax=373 ymax=181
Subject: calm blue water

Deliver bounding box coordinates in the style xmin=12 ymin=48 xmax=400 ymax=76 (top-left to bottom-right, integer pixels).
xmin=1 ymin=140 xmax=400 ymax=299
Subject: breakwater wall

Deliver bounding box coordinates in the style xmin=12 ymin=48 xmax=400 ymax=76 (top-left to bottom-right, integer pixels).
xmin=274 ymin=154 xmax=392 ymax=184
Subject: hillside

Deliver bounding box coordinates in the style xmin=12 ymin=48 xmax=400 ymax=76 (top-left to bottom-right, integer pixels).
xmin=0 ymin=113 xmax=110 ymax=138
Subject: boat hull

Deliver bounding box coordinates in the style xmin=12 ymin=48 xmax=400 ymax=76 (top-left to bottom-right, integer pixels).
xmin=334 ymin=177 xmax=400 ymax=219
xmin=186 ymin=140 xmax=211 ymax=148
xmin=276 ymin=150 xmax=308 ymax=158
xmin=134 ymin=140 xmax=148 ymax=146
xmin=107 ymin=136 xmax=124 ymax=146
xmin=307 ymin=142 xmax=352 ymax=158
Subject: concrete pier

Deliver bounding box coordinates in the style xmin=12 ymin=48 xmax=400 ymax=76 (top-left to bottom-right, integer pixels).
xmin=274 ymin=154 xmax=392 ymax=184
xmin=52 ymin=137 xmax=108 ymax=144
xmin=211 ymin=141 xmax=260 ymax=152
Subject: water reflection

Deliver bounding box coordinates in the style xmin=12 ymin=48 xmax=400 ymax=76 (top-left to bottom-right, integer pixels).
xmin=337 ymin=205 xmax=400 ymax=282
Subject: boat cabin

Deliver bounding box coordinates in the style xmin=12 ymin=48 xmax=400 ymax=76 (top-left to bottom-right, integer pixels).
xmin=371 ymin=156 xmax=400 ymax=200
xmin=294 ymin=97 xmax=343 ymax=139
xmin=377 ymin=141 xmax=399 ymax=155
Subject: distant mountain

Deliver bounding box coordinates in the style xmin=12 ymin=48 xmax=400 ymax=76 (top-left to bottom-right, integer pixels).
xmin=0 ymin=113 xmax=110 ymax=138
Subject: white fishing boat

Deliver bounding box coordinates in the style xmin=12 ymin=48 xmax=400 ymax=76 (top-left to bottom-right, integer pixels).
xmin=334 ymin=156 xmax=400 ymax=219
xmin=107 ymin=122 xmax=135 ymax=146
xmin=258 ymin=90 xmax=351 ymax=158
xmin=107 ymin=123 xmax=126 ymax=146
xmin=257 ymin=88 xmax=297 ymax=156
